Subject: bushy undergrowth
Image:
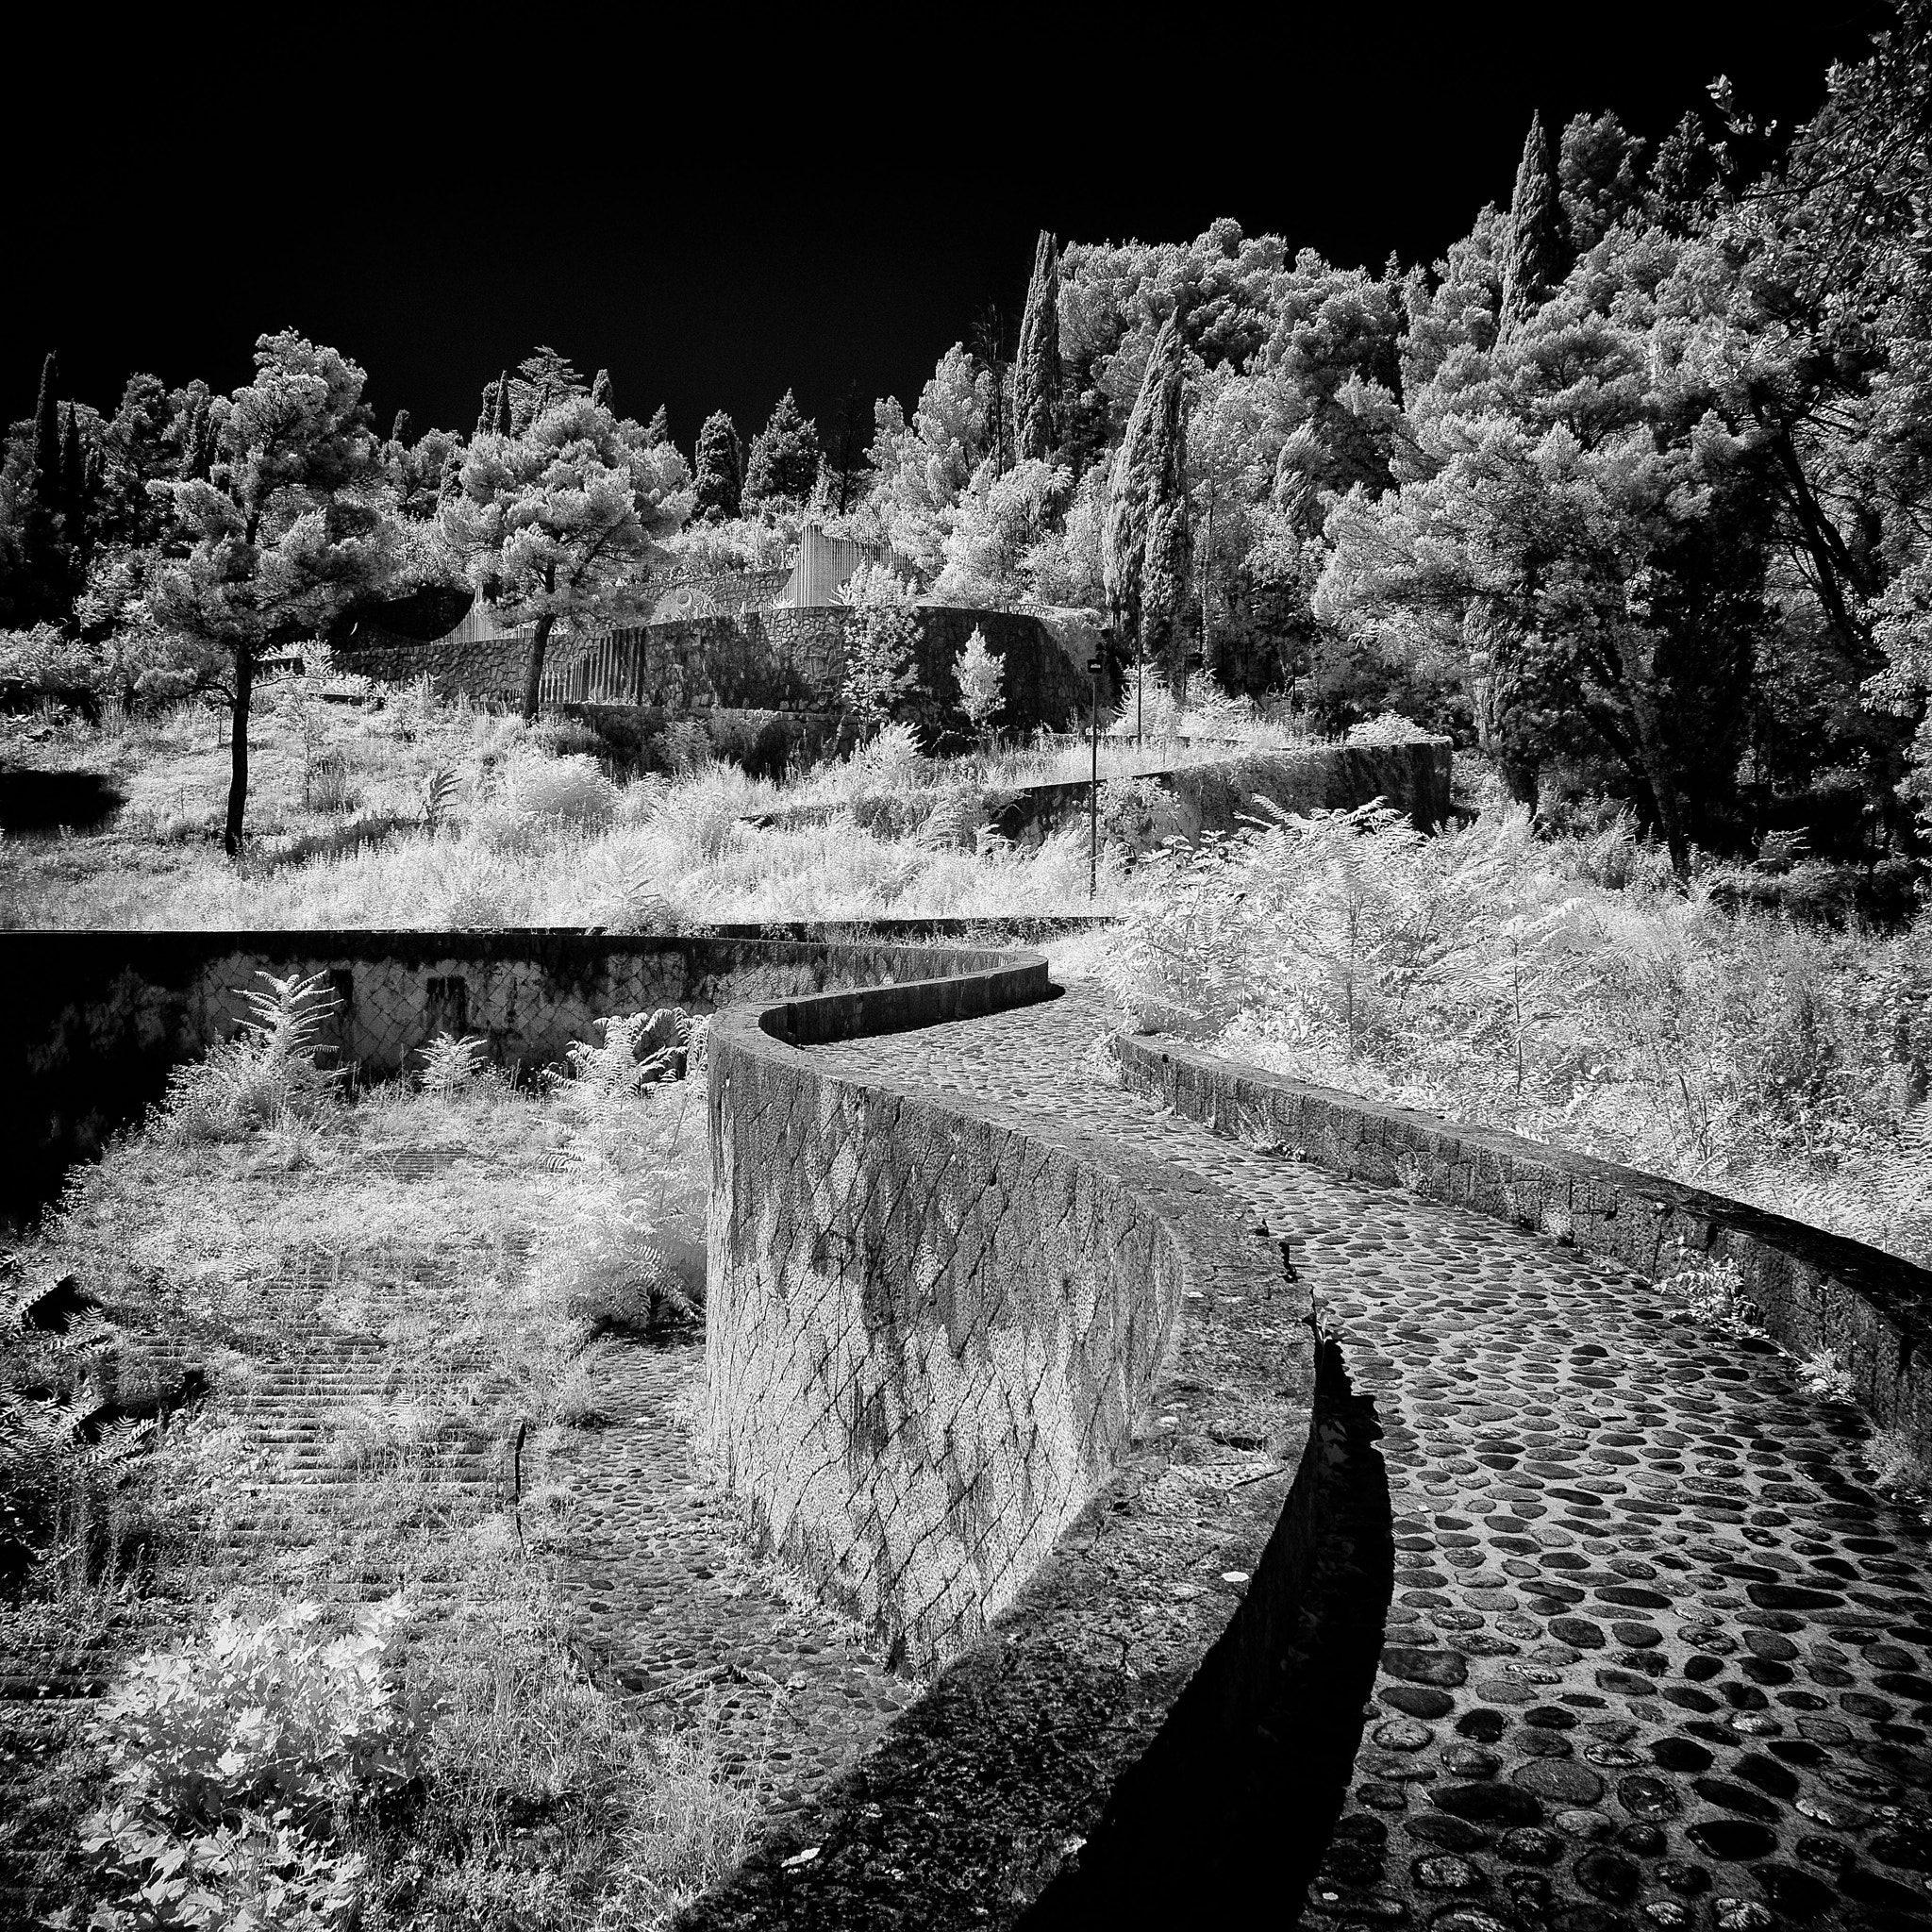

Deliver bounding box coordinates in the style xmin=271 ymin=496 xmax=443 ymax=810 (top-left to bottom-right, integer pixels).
xmin=0 ymin=677 xmax=1383 ymax=929
xmin=1105 ymin=800 xmax=1932 ymax=1264
xmin=13 ymin=993 xmax=736 ymax=1927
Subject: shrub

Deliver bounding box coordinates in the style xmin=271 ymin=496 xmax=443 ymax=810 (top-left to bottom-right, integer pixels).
xmin=80 ymin=1595 xmax=435 ymax=1929
xmin=1343 ymin=710 xmax=1428 ymax=746
xmin=498 ymin=749 xmax=616 ymax=827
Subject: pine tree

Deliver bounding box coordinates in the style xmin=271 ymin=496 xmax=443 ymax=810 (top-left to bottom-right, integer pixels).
xmin=32 ymin=353 xmax=61 ymax=506
xmin=1013 ymin=230 xmax=1062 ymax=463
xmin=692 ymin=410 xmax=743 ymax=522
xmin=1102 ymin=310 xmax=1192 ymax=699
xmin=1499 ymin=112 xmax=1566 ymax=336
xmin=743 ymin=390 xmax=821 ymax=508
xmin=642 ymin=403 xmax=668 ymax=447
xmin=591 ymin=369 xmax=614 ymax=412
xmin=494 ymin=369 xmax=513 ymax=439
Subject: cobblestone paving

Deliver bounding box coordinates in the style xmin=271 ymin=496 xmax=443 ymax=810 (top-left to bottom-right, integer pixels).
xmin=539 ymin=1340 xmax=923 ymax=1821
xmin=814 ymin=989 xmax=1932 ymax=1930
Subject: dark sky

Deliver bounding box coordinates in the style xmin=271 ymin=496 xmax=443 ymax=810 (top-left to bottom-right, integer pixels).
xmin=8 ymin=4 xmax=1892 ymax=458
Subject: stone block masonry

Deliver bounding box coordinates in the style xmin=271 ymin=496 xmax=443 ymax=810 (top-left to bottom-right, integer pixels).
xmin=708 ymin=991 xmax=1184 ymax=1671
xmin=337 ymin=604 xmax=1089 ymax=741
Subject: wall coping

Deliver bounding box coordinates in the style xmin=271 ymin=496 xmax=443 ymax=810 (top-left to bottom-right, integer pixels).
xmin=690 ymin=947 xmax=1326 ymax=1927
xmin=1110 ymin=1030 xmax=1932 ymax=1455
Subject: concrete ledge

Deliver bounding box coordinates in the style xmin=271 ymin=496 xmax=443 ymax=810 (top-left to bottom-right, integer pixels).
xmin=1111 ymin=1030 xmax=1932 ymax=1457
xmin=692 ymin=950 xmax=1324 ymax=1927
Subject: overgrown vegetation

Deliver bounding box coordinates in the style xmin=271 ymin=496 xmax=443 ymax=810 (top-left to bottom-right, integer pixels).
xmin=0 ymin=974 xmax=763 ymax=1928
xmin=1104 ymin=790 xmax=1932 ymax=1267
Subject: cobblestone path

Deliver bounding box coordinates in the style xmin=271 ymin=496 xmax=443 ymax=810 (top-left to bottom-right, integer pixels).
xmin=539 ymin=1340 xmax=923 ymax=1821
xmin=815 ymin=988 xmax=1932 ymax=1930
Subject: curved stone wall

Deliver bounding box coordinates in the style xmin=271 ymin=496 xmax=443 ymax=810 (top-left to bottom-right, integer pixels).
xmin=693 ymin=945 xmax=1325 ymax=1927
xmin=706 ymin=952 xmax=1189 ymax=1671
xmin=1111 ymin=1031 xmax=1932 ymax=1457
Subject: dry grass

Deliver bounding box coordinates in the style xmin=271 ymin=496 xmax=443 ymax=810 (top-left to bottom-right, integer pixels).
xmin=0 ymin=678 xmax=1358 ymax=929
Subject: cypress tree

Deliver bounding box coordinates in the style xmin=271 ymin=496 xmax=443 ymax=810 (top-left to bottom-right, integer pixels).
xmin=32 ymin=353 xmax=61 ymax=505
xmin=60 ymin=408 xmax=86 ymax=514
xmin=642 ymin=403 xmax=668 ymax=447
xmin=391 ymin=409 xmax=411 ymax=445
xmin=494 ymin=369 xmax=513 ymax=439
xmin=692 ymin=410 xmax=743 ymax=522
xmin=475 ymin=380 xmax=498 ymax=437
xmin=742 ymin=391 xmax=820 ymax=508
xmin=1102 ymin=309 xmax=1192 ymax=693
xmin=591 ymin=369 xmax=614 ymax=412
xmin=1013 ymin=230 xmax=1062 ymax=463
xmin=1499 ymin=112 xmax=1566 ymax=336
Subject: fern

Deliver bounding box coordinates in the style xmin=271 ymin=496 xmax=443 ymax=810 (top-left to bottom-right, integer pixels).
xmin=422 ymin=764 xmax=459 ymax=828
xmin=155 ymin=970 xmax=341 ymax=1144
xmin=417 ymin=1032 xmax=491 ymax=1099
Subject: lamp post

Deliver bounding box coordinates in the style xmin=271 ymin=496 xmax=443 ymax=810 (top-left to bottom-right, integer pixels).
xmin=1087 ymin=648 xmax=1105 ymax=898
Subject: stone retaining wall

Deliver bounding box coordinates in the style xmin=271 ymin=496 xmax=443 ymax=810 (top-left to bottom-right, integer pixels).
xmin=991 ymin=736 xmax=1455 ymax=846
xmin=336 ymin=605 xmax=1089 ymax=742
xmin=1111 ymin=1031 xmax=1932 ymax=1457
xmin=707 ymin=955 xmax=1185 ymax=1672
xmin=694 ymin=948 xmax=1324 ymax=1926
xmin=0 ymin=929 xmax=1002 ymax=1227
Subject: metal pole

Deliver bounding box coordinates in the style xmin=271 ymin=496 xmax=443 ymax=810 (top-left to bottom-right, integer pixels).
xmin=1090 ymin=657 xmax=1105 ymax=896
xmin=1088 ymin=654 xmax=1102 ymax=898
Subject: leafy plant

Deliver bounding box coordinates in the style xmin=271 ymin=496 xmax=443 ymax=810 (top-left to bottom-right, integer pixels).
xmin=79 ymin=1595 xmax=435 ymax=1930
xmin=422 ymin=764 xmax=459 ymax=829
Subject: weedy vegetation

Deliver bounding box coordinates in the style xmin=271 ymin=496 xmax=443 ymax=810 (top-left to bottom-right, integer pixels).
xmin=0 ymin=969 xmax=767 ymax=1929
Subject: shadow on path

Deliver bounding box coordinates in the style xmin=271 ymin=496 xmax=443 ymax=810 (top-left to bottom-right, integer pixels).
xmin=1020 ymin=1339 xmax=1394 ymax=1925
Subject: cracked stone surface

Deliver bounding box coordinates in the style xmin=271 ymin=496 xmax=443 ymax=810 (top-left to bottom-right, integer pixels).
xmin=811 ymin=987 xmax=1932 ymax=1931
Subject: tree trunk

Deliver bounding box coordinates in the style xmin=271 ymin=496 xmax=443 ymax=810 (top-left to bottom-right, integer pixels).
xmin=1497 ymin=755 xmax=1541 ymax=815
xmin=521 ymin=611 xmax=556 ymax=723
xmin=223 ymin=643 xmax=253 ymax=858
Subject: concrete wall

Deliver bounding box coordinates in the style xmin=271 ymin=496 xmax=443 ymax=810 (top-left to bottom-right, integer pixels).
xmin=0 ymin=929 xmax=997 ymax=1228
xmin=707 ymin=957 xmax=1185 ymax=1671
xmin=1111 ymin=1031 xmax=1932 ymax=1458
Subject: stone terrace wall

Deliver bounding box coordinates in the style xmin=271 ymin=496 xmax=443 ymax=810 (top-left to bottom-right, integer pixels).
xmin=0 ymin=929 xmax=992 ymax=1227
xmin=337 ymin=606 xmax=1089 ymax=740
xmin=707 ymin=956 xmax=1186 ymax=1671
xmin=1112 ymin=1032 xmax=1932 ymax=1457
xmin=991 ymin=736 xmax=1455 ymax=847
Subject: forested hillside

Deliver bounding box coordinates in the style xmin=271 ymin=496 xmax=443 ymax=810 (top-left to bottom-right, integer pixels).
xmin=5 ymin=5 xmax=1931 ymax=878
